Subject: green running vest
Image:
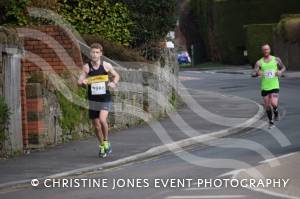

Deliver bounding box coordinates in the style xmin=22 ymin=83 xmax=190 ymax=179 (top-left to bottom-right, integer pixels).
xmin=260 ymin=56 xmax=280 ymax=91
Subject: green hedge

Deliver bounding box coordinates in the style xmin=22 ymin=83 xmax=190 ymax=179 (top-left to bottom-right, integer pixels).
xmin=109 ymin=0 xmax=177 ymax=61
xmin=214 ymin=0 xmax=300 ymax=64
xmin=191 ymin=0 xmax=213 ymax=63
xmin=188 ymin=0 xmax=300 ymax=65
xmin=111 ymin=0 xmax=177 ymax=47
xmin=276 ymin=15 xmax=300 ymax=43
xmin=58 ymin=0 xmax=133 ymax=45
xmin=245 ymin=24 xmax=275 ymax=65
xmin=1 ymin=0 xmax=133 ymax=46
xmin=179 ymin=0 xmax=209 ymax=64
xmin=1 ymin=0 xmax=31 ymax=26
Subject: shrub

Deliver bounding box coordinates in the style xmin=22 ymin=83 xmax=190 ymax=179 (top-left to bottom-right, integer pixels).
xmin=2 ymin=0 xmax=134 ymax=46
xmin=276 ymin=15 xmax=300 ymax=43
xmin=112 ymin=0 xmax=177 ymax=46
xmin=110 ymin=0 xmax=177 ymax=60
xmin=180 ymin=0 xmax=212 ymax=64
xmin=30 ymin=0 xmax=59 ymax=11
xmin=58 ymin=0 xmax=133 ymax=45
xmin=1 ymin=0 xmax=58 ymax=26
xmin=245 ymin=24 xmax=275 ymax=65
xmin=1 ymin=0 xmax=31 ymax=26
xmin=188 ymin=0 xmax=300 ymax=65
xmin=82 ymin=34 xmax=146 ymax=62
xmin=0 ymin=96 xmax=10 ymax=142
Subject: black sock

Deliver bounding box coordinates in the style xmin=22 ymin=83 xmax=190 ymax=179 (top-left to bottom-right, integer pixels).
xmin=273 ymin=106 xmax=278 ymax=116
xmin=266 ymin=109 xmax=273 ymax=121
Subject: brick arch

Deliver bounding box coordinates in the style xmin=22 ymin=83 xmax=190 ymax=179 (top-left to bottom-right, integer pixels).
xmin=18 ymin=25 xmax=83 ymax=149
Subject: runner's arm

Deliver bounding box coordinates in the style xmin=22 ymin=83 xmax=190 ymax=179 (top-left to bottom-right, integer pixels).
xmin=104 ymin=62 xmax=120 ymax=85
xmin=78 ymin=64 xmax=89 ymax=85
xmin=252 ymin=61 xmax=262 ymax=77
xmin=276 ymin=57 xmax=286 ymax=75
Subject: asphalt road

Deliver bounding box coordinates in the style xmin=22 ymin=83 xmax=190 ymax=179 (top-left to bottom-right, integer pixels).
xmin=1 ymin=69 xmax=300 ymax=199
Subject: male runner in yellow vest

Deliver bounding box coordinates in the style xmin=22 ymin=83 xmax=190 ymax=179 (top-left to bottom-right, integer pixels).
xmin=78 ymin=43 xmax=120 ymax=158
xmin=254 ymin=44 xmax=286 ymax=128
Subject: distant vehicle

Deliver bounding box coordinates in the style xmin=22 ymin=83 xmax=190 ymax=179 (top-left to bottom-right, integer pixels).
xmin=166 ymin=41 xmax=175 ymax=49
xmin=177 ymin=52 xmax=191 ymax=64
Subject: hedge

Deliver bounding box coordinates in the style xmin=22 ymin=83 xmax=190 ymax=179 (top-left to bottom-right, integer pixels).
xmin=276 ymin=15 xmax=300 ymax=43
xmin=179 ymin=0 xmax=209 ymax=64
xmin=245 ymin=24 xmax=275 ymax=65
xmin=1 ymin=0 xmax=133 ymax=46
xmin=109 ymin=0 xmax=177 ymax=61
xmin=111 ymin=0 xmax=177 ymax=47
xmin=58 ymin=0 xmax=133 ymax=45
xmin=82 ymin=34 xmax=146 ymax=62
xmin=188 ymin=0 xmax=300 ymax=65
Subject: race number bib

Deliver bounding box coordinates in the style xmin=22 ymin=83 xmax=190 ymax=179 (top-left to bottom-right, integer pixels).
xmin=91 ymin=82 xmax=106 ymax=95
xmin=264 ymin=70 xmax=276 ymax=79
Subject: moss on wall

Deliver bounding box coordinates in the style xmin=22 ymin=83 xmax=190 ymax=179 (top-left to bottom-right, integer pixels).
xmin=54 ymin=71 xmax=90 ymax=141
xmin=0 ymin=26 xmax=23 ymax=47
xmin=0 ymin=96 xmax=10 ymax=142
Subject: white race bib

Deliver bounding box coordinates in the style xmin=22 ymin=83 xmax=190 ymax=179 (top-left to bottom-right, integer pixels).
xmin=91 ymin=82 xmax=106 ymax=95
xmin=264 ymin=70 xmax=276 ymax=79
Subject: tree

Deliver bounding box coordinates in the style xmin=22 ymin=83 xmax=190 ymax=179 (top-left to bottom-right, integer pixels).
xmin=110 ymin=0 xmax=178 ymax=60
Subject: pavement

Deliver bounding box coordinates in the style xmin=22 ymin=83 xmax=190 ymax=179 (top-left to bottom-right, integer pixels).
xmin=0 ymin=75 xmax=263 ymax=189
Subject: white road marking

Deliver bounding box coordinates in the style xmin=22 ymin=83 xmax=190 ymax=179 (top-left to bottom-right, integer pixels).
xmin=259 ymin=152 xmax=298 ymax=164
xmin=179 ymin=76 xmax=203 ymax=81
xmin=217 ymin=169 xmax=245 ymax=178
xmin=165 ymin=195 xmax=245 ymax=199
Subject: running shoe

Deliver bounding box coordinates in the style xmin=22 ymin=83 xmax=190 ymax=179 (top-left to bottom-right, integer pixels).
xmin=104 ymin=141 xmax=112 ymax=155
xmin=99 ymin=145 xmax=107 ymax=158
xmin=269 ymin=120 xmax=275 ymax=129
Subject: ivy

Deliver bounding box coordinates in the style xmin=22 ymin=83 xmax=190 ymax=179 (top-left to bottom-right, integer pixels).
xmin=0 ymin=96 xmax=10 ymax=142
xmin=58 ymin=0 xmax=133 ymax=45
xmin=3 ymin=0 xmax=31 ymax=26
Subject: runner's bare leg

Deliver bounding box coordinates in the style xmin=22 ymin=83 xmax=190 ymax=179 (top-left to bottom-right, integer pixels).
xmin=99 ymin=110 xmax=109 ymax=141
xmin=264 ymin=95 xmax=273 ymax=122
xmin=93 ymin=119 xmax=104 ymax=144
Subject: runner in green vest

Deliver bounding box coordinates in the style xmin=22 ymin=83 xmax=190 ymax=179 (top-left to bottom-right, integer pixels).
xmin=253 ymin=44 xmax=286 ymax=128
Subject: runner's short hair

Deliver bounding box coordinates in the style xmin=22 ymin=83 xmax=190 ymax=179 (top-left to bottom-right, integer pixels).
xmin=90 ymin=43 xmax=103 ymax=51
xmin=261 ymin=43 xmax=271 ymax=48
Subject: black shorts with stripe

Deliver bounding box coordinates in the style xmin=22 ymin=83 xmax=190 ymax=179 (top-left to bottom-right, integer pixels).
xmin=261 ymin=89 xmax=279 ymax=97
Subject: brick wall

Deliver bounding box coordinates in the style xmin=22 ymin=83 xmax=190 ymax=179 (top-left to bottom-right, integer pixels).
xmin=19 ymin=25 xmax=83 ymax=74
xmin=21 ymin=65 xmax=29 ymax=148
xmin=19 ymin=25 xmax=83 ymax=149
